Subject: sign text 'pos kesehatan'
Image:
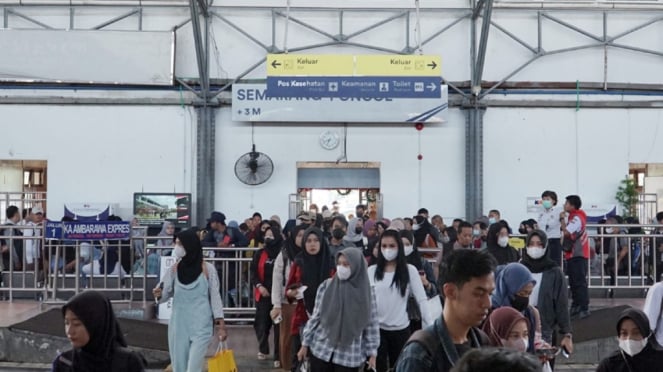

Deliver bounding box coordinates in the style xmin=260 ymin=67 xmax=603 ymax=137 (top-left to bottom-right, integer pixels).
xmin=266 ymin=54 xmax=441 ymax=77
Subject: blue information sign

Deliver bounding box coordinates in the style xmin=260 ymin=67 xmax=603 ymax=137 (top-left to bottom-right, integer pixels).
xmin=62 ymin=221 xmax=131 ymax=240
xmin=266 ymin=76 xmax=441 ymax=98
xmin=44 ymin=220 xmax=63 ymax=240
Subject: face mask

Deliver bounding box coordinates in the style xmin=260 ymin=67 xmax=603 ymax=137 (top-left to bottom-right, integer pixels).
xmin=518 ymin=227 xmax=528 ymax=235
xmin=381 ymin=248 xmax=398 ymax=261
xmin=332 ymin=228 xmax=345 ymax=240
xmin=489 ymin=217 xmax=497 ymax=225
xmin=498 ymin=236 xmax=509 ymax=247
xmin=542 ymin=200 xmax=553 ymax=209
xmin=336 ymin=265 xmax=351 ymax=280
xmin=441 ymin=236 xmax=450 ymax=244
xmin=526 ymin=246 xmax=546 ymax=260
xmin=619 ymin=338 xmax=648 ymax=357
xmin=502 ymin=337 xmax=529 ymax=352
xmin=264 ymin=237 xmax=274 ymax=244
xmin=404 ymin=245 xmax=414 ymax=256
xmin=355 ymin=227 xmax=363 ymax=234
xmin=510 ymin=294 xmax=529 ymax=312
xmin=174 ymin=246 xmax=186 ymax=258
xmin=472 ymin=229 xmax=480 ymax=237
xmin=412 ymin=224 xmax=421 ymax=231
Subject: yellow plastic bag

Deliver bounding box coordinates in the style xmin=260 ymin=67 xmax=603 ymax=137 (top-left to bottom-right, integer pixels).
xmin=208 ymin=344 xmax=237 ymax=372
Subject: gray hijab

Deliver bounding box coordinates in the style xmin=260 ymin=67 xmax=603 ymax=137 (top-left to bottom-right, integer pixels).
xmin=344 ymin=218 xmax=364 ymax=243
xmin=319 ymin=247 xmax=372 ymax=346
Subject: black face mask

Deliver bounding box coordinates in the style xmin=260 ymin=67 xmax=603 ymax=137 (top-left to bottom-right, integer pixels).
xmin=264 ymin=237 xmax=274 ymax=244
xmin=511 ymin=295 xmax=529 ymax=312
xmin=518 ymin=228 xmax=528 ymax=235
xmin=332 ymin=228 xmax=345 ymax=240
xmin=355 ymin=227 xmax=363 ymax=234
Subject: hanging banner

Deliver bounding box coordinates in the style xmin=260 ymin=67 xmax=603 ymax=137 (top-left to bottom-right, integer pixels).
xmin=232 ymin=83 xmax=447 ymax=123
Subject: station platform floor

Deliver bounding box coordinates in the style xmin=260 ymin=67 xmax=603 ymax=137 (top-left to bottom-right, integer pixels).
xmin=0 ymin=298 xmax=645 ymax=371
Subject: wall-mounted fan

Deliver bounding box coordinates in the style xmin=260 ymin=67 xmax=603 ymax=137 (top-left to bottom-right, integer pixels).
xmin=234 ymin=144 xmax=274 ymax=186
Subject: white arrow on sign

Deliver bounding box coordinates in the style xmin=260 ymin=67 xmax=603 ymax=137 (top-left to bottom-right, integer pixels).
xmin=427 ymin=83 xmax=437 ymax=92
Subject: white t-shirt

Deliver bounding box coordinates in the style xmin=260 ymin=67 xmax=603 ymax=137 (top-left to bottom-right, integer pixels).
xmin=530 ymin=272 xmax=543 ymax=307
xmin=367 ymin=264 xmax=432 ymax=331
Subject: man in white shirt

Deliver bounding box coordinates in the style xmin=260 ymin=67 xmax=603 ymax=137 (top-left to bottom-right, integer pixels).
xmin=537 ymin=190 xmax=562 ymax=267
xmin=23 ymin=205 xmax=44 ymax=271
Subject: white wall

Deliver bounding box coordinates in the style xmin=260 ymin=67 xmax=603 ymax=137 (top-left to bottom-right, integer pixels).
xmin=484 ymin=108 xmax=663 ymax=224
xmin=2 ymin=4 xmax=663 ymax=225
xmin=215 ymin=107 xmax=467 ymax=221
xmin=0 ymin=105 xmax=195 ymax=220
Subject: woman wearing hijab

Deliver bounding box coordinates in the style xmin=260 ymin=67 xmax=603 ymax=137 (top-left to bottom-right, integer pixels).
xmin=155 ymin=221 xmax=175 ymax=256
xmin=491 ymin=262 xmax=549 ymax=354
xmin=286 ymin=226 xmax=335 ymax=371
xmin=152 ymin=228 xmax=227 ymax=372
xmin=401 ymin=230 xmax=439 ymax=333
xmin=270 ymin=224 xmax=305 ymax=371
xmin=482 ymin=306 xmax=531 ymax=352
xmin=368 ymin=229 xmax=432 ymax=372
xmin=297 ymin=247 xmax=379 ymax=371
xmin=52 ymin=290 xmax=146 ymax=372
xmin=251 ymin=221 xmax=283 ymax=366
xmin=597 ymin=308 xmax=663 ymax=372
xmin=343 ymin=217 xmax=366 ymax=251
xmin=486 ymin=221 xmax=519 ymax=265
xmin=521 ymin=230 xmax=573 ymax=357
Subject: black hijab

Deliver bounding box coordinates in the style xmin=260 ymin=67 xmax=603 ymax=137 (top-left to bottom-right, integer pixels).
xmin=294 ymin=226 xmax=333 ymax=314
xmin=521 ymin=230 xmax=557 ymax=273
xmin=285 ymin=224 xmax=305 ymax=261
xmin=486 ymin=221 xmax=517 ymax=265
xmin=264 ymin=224 xmax=284 ymax=260
xmin=176 ymin=228 xmax=204 ymax=285
xmin=402 ymin=230 xmax=423 ymax=270
xmin=62 ymin=291 xmax=127 ymax=370
xmin=598 ymin=308 xmax=663 ymax=372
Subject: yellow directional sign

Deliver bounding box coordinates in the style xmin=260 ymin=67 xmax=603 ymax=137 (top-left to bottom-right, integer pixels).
xmin=267 ymin=54 xmax=354 ymax=76
xmin=355 ymin=55 xmax=441 ymax=77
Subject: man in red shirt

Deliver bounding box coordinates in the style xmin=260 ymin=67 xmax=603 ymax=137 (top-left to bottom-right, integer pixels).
xmin=560 ymin=195 xmax=590 ymax=319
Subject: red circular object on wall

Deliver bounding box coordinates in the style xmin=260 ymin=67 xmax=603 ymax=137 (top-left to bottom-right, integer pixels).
xmin=417 ymin=154 xmax=423 ymax=160
xmin=415 ymin=123 xmax=424 ymax=131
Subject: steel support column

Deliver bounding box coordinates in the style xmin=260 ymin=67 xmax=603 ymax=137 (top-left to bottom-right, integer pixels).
xmin=464 ymin=106 xmax=485 ymax=221
xmin=465 ymin=0 xmax=493 ymax=220
xmin=189 ymin=0 xmax=215 ymax=226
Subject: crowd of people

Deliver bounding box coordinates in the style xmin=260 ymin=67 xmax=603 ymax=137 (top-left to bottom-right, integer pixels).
xmin=4 ymin=190 xmax=663 ymax=372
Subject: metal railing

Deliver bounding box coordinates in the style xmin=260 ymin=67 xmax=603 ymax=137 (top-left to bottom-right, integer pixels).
xmin=1 ymin=225 xmax=260 ymax=321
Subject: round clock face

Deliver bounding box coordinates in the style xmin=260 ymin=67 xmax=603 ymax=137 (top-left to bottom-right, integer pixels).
xmin=319 ymin=130 xmax=340 ymax=150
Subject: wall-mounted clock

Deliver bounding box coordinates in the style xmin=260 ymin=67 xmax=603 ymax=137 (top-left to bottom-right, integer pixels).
xmin=319 ymin=130 xmax=340 ymax=150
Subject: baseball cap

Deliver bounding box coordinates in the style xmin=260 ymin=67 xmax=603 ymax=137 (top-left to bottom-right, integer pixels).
xmin=297 ymin=211 xmax=312 ymax=223
xmin=32 ymin=205 xmax=44 ymax=215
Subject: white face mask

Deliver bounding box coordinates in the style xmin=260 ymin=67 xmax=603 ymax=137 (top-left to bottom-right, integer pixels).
xmin=526 ymin=246 xmax=546 ymax=259
xmin=336 ymin=265 xmax=351 ymax=280
xmin=404 ymin=245 xmax=414 ymax=256
xmin=381 ymin=248 xmax=398 ymax=261
xmin=498 ymin=236 xmax=509 ymax=247
xmin=174 ymin=246 xmax=186 ymax=258
xmin=619 ymin=338 xmax=648 ymax=357
xmin=502 ymin=337 xmax=529 ymax=352
xmin=412 ymin=224 xmax=421 ymax=231
xmin=441 ymin=236 xmax=450 ymax=244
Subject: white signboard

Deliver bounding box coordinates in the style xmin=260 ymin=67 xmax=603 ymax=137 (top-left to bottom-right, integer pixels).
xmin=232 ymin=83 xmax=448 ymax=123
xmin=157 ymin=255 xmax=178 ymax=320
xmin=0 ymin=30 xmax=174 ymax=85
